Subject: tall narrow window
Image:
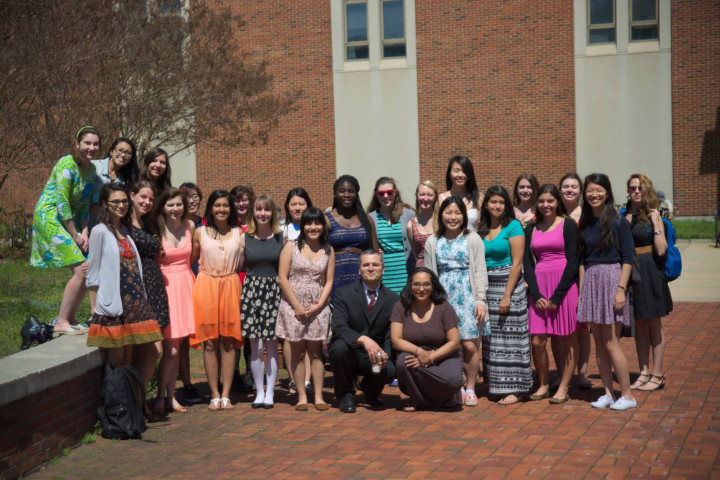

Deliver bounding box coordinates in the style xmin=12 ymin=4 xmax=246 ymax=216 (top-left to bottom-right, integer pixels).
xmin=588 ymin=0 xmax=615 ymax=44
xmin=345 ymin=1 xmax=369 ymax=61
xmin=630 ymin=0 xmax=658 ymax=41
xmin=381 ymin=0 xmax=405 ymax=58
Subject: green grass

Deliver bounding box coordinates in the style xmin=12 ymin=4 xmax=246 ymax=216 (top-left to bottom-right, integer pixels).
xmin=0 ymin=258 xmax=91 ymax=358
xmin=673 ymin=220 xmax=717 ymax=240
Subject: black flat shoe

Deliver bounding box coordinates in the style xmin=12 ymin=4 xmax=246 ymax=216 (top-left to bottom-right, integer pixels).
xmin=251 ymin=402 xmax=263 ymax=409
xmin=262 ymin=403 xmax=274 ymax=409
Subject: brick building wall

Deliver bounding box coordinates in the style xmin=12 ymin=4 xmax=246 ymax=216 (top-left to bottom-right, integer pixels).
xmin=196 ymin=0 xmax=337 ymax=212
xmin=415 ymin=1 xmax=576 ymax=196
xmin=671 ymin=1 xmax=720 ymax=217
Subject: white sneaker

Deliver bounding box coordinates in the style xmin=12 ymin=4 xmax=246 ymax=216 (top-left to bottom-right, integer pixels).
xmin=609 ymin=396 xmax=637 ymax=411
xmin=591 ymin=393 xmax=615 ymax=408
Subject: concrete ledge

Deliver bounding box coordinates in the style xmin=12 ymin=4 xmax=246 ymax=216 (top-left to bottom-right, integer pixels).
xmin=0 ymin=335 xmax=104 ymax=406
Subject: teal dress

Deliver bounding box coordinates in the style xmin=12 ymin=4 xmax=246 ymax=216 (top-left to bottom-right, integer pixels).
xmin=30 ymin=155 xmax=97 ymax=268
xmin=375 ymin=211 xmax=408 ymax=294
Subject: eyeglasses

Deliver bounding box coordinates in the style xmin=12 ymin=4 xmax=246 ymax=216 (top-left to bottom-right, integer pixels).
xmin=114 ymin=148 xmax=132 ymax=157
xmin=188 ymin=195 xmax=201 ymax=202
xmin=377 ymin=189 xmax=397 ymax=197
xmin=107 ymin=199 xmax=130 ymax=206
xmin=628 ymin=186 xmax=642 ymax=192
xmin=411 ymin=282 xmax=432 ymax=289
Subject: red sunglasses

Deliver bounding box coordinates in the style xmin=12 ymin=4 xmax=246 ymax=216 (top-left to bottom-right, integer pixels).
xmin=376 ymin=189 xmax=397 ymax=197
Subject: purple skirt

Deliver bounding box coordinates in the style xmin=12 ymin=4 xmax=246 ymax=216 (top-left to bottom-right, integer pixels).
xmin=577 ymin=263 xmax=630 ymax=326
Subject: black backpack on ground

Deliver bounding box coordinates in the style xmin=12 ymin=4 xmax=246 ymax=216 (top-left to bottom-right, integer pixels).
xmin=98 ymin=364 xmax=146 ymax=440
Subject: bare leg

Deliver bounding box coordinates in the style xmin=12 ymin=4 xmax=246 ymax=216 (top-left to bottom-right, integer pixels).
xmin=179 ymin=337 xmax=192 ymax=387
xmin=576 ymin=327 xmax=591 ymax=384
xmin=592 ymin=325 xmax=615 ymax=399
xmin=106 ymin=345 xmax=133 ymax=368
xmin=462 ymin=339 xmax=480 ymax=393
xmin=220 ymin=337 xmax=236 ymax=399
xmin=290 ymin=340 xmax=308 ymax=406
xmin=530 ymin=334 xmax=549 ymax=396
xmin=600 ymin=324 xmax=633 ymax=400
xmin=203 ymin=339 xmax=220 ymax=399
xmin=631 ymin=318 xmax=651 ymax=387
xmin=88 ymin=290 xmax=96 ymax=321
xmin=554 ymin=333 xmax=578 ymax=400
xmin=304 ymin=351 xmax=312 ymax=385
xmin=158 ymin=338 xmax=185 ymax=411
xmin=56 ymin=262 xmax=88 ymax=331
xmin=646 ymin=318 xmax=665 ymax=376
xmin=283 ymin=339 xmax=296 ymax=387
xmin=307 ymin=341 xmax=326 ymax=405
xmin=550 ymin=336 xmax=564 ymax=385
xmin=133 ymin=341 xmax=162 ymax=389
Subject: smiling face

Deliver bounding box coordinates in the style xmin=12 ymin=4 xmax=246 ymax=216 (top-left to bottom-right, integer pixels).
xmin=449 ymin=162 xmax=467 ymax=188
xmin=561 ymin=178 xmax=581 ymax=205
xmin=585 ymin=182 xmax=608 ymax=214
xmin=628 ymin=177 xmax=643 ymax=206
xmin=537 ymin=192 xmax=558 ymax=219
xmin=516 ymin=178 xmax=533 ymax=203
xmin=359 ymin=253 xmax=384 ymax=286
xmin=148 ymin=154 xmax=168 ymax=181
xmin=410 ymin=271 xmax=433 ymax=303
xmin=234 ymin=194 xmax=250 ymax=218
xmin=131 ymin=187 xmax=155 ymax=217
xmin=376 ymin=182 xmax=396 ymax=208
xmin=75 ymin=133 xmax=100 ymax=167
xmin=288 ymin=195 xmax=308 ymax=224
xmin=253 ymin=201 xmax=272 ymax=226
xmin=303 ymin=220 xmax=324 ymax=241
xmin=416 ymin=184 xmax=436 ymax=212
xmin=163 ymin=195 xmax=185 ymax=221
xmin=185 ymin=189 xmax=200 ymax=216
xmin=335 ymin=181 xmax=358 ymax=210
xmin=111 ymin=141 xmax=133 ymax=169
xmin=105 ymin=191 xmax=129 ymax=222
xmin=441 ymin=202 xmax=464 ymax=233
xmin=487 ymin=195 xmax=506 ymax=220
xmin=211 ymin=196 xmax=231 ymax=223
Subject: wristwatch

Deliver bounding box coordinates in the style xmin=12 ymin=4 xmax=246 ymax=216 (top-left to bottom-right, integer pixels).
xmin=653 ymin=230 xmax=662 ymax=236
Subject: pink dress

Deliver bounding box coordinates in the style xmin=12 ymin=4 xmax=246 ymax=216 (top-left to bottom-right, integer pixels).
xmin=158 ymin=222 xmax=196 ymax=339
xmin=527 ymin=223 xmax=579 ymax=336
xmin=275 ymin=242 xmax=331 ymax=341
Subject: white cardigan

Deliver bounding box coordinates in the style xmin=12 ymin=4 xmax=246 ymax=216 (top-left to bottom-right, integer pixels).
xmin=423 ymin=231 xmax=488 ymax=306
xmin=86 ymin=223 xmax=143 ymax=317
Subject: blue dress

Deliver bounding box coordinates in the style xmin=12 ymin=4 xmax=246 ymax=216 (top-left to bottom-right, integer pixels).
xmin=326 ymin=212 xmax=370 ymax=299
xmin=436 ymin=235 xmax=480 ymax=340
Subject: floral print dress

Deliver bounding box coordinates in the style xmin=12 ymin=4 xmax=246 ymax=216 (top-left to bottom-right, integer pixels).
xmin=436 ymin=235 xmax=481 ymax=340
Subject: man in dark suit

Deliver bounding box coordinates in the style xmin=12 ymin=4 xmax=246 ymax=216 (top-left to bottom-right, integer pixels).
xmin=329 ymin=249 xmax=399 ymax=413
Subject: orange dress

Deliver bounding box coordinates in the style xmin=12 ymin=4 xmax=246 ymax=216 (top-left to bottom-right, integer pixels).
xmin=190 ymin=226 xmax=243 ymax=348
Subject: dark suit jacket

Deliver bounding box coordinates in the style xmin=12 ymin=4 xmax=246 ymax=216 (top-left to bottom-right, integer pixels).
xmin=331 ymin=280 xmax=400 ymax=354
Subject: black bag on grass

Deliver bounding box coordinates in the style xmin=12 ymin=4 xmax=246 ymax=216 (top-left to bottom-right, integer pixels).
xmin=98 ymin=364 xmax=146 ymax=440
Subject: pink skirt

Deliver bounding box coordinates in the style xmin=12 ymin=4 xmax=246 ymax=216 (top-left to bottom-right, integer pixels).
xmin=160 ymin=265 xmax=196 ymax=339
xmin=528 ymin=261 xmax=579 ymax=336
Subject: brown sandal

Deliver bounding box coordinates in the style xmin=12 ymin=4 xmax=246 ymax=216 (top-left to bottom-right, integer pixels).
xmin=638 ymin=374 xmax=665 ymax=391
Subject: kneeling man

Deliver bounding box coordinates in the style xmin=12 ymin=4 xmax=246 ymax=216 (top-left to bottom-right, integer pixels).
xmin=329 ymin=249 xmax=399 ymax=413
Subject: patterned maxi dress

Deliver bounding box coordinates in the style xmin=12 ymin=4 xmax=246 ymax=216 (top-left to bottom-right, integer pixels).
xmin=30 ymin=155 xmax=97 ymax=268
xmin=326 ymin=212 xmax=370 ymax=299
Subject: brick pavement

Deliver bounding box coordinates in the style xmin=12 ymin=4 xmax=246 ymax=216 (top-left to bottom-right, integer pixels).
xmin=29 ymin=302 xmax=720 ymax=479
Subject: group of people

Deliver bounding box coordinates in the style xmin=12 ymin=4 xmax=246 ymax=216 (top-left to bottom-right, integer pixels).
xmin=30 ymin=128 xmax=673 ymax=416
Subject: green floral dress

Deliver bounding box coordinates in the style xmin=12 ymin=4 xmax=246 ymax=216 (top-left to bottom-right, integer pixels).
xmin=30 ymin=155 xmax=97 ymax=268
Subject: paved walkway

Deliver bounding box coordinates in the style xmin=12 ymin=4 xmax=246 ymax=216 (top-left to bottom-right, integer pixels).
xmin=29 ymin=242 xmax=720 ymax=479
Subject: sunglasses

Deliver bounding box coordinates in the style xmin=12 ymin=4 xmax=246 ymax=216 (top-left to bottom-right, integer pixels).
xmin=628 ymin=186 xmax=643 ymax=192
xmin=376 ymin=189 xmax=397 ymax=197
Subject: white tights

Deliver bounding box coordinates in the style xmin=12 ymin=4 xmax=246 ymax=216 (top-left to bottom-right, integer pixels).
xmin=250 ymin=338 xmax=278 ymax=405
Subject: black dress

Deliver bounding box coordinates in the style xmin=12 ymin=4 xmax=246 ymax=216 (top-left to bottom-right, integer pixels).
xmin=132 ymin=226 xmax=170 ymax=328
xmin=629 ymin=214 xmax=673 ymax=319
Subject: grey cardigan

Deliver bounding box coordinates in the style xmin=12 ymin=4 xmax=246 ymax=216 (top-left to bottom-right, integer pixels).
xmin=87 ymin=223 xmax=144 ymax=317
xmin=369 ymin=207 xmax=416 ymax=262
xmin=423 ymin=231 xmax=488 ymax=306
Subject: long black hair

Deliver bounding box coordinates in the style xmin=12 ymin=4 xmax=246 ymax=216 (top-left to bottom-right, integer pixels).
xmin=139 ymin=147 xmax=172 ymax=191
xmin=445 ymin=155 xmax=479 ymax=206
xmin=96 ymin=183 xmax=133 ymax=238
xmin=297 ymin=207 xmax=330 ymax=253
xmin=204 ymin=190 xmax=239 ymax=237
xmin=399 ymin=267 xmax=447 ymax=309
xmin=477 ymin=185 xmax=516 ymax=237
xmin=579 ymin=173 xmax=617 ymax=254
xmin=332 ymin=174 xmax=374 ymax=244
xmin=436 ymin=195 xmax=468 ymax=237
xmin=535 ymin=184 xmax=568 ymax=224
xmin=104 ymin=137 xmax=139 ymax=186
xmin=284 ymin=187 xmax=313 ymax=225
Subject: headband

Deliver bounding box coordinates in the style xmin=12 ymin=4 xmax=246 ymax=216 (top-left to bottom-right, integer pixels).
xmin=76 ymin=125 xmax=95 ymax=141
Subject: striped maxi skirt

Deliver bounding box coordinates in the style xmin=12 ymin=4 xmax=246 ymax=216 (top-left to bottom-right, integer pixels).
xmin=481 ymin=264 xmax=532 ymax=395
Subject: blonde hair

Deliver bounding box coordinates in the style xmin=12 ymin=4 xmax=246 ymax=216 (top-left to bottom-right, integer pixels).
xmin=626 ymin=173 xmax=659 ymax=226
xmin=415 ymin=180 xmax=440 ymax=219
xmin=246 ymin=194 xmax=281 ymax=236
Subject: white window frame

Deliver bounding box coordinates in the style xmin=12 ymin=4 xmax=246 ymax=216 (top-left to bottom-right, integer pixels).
xmin=380 ymin=0 xmax=406 ymax=59
xmin=344 ymin=0 xmax=369 ymax=62
xmin=587 ymin=0 xmax=616 ymax=45
xmin=629 ymin=0 xmax=659 ymax=42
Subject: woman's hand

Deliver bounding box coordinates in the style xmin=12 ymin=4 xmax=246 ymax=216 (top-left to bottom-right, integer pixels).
xmin=614 ymin=289 xmax=626 ymax=312
xmin=75 ymin=232 xmax=89 ymax=253
xmin=649 ymin=209 xmax=663 ymax=229
xmin=293 ymin=304 xmax=308 ymax=320
xmin=546 ymin=301 xmax=558 ymax=311
xmin=304 ymin=302 xmax=322 ymax=320
xmin=498 ymin=295 xmax=511 ymax=315
xmin=415 ymin=348 xmax=433 ymax=367
xmin=534 ymin=297 xmax=549 ymax=311
xmin=474 ymin=302 xmax=486 ymax=322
